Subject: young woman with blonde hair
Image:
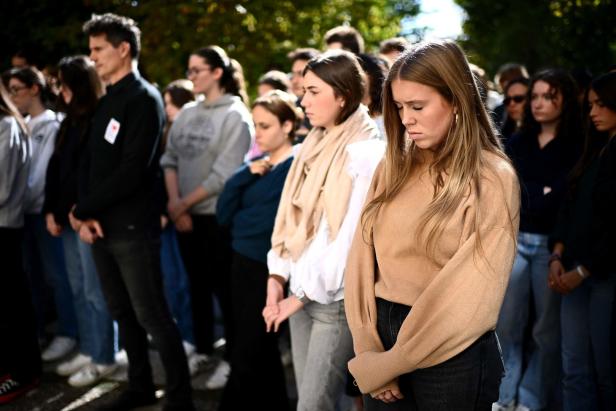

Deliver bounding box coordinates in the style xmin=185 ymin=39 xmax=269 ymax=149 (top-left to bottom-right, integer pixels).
xmin=344 ymin=40 xmax=520 ymax=410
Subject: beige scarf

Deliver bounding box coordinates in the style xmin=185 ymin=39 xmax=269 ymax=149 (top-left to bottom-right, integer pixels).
xmin=271 ymin=105 xmax=378 ymax=261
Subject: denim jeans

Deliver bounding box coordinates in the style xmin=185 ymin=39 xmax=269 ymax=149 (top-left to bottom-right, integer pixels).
xmin=23 ymin=213 xmax=77 ymax=339
xmin=496 ymin=232 xmax=560 ymax=410
xmin=289 ymin=299 xmax=354 ymax=411
xmin=160 ymin=224 xmax=194 ymax=345
xmin=62 ymin=229 xmax=115 ymax=364
xmin=363 ymin=298 xmax=503 ymax=411
xmin=92 ymin=232 xmax=192 ymax=407
xmin=561 ymin=274 xmax=615 ymax=411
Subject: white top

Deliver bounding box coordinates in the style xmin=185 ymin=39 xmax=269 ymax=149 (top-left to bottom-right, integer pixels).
xmin=267 ymin=139 xmax=385 ymax=304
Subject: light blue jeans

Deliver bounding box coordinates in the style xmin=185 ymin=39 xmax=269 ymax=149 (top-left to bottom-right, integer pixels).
xmin=289 ymin=299 xmax=354 ymax=411
xmin=496 ymin=232 xmax=560 ymax=410
xmin=23 ymin=213 xmax=77 ymax=339
xmin=561 ymin=274 xmax=615 ymax=411
xmin=62 ymin=229 xmax=115 ymax=364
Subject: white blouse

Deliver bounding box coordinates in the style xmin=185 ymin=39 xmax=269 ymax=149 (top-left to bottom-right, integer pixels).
xmin=267 ymin=139 xmax=385 ymax=304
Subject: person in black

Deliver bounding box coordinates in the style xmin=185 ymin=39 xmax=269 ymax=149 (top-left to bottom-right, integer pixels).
xmin=69 ymin=13 xmax=193 ymax=411
xmin=548 ymin=72 xmax=616 ymax=411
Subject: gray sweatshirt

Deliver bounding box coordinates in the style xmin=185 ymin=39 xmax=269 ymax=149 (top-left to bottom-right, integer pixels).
xmin=24 ymin=109 xmax=61 ymax=214
xmin=0 ymin=115 xmax=31 ymax=228
xmin=160 ymin=94 xmax=253 ymax=215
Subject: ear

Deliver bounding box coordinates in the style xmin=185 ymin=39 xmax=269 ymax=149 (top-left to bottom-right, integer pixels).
xmin=118 ymin=41 xmax=132 ymax=59
xmin=282 ymin=119 xmax=293 ymax=135
xmin=212 ymin=67 xmax=224 ymax=81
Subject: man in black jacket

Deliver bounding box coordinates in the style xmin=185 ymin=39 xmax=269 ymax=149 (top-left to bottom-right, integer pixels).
xmin=69 ymin=13 xmax=194 ymax=411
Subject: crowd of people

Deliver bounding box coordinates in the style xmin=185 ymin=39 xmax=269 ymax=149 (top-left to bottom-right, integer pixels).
xmin=1 ymin=11 xmax=615 ymax=411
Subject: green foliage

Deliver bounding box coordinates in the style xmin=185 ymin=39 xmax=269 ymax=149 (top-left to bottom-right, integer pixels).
xmin=2 ymin=0 xmax=418 ymax=94
xmin=455 ymin=0 xmax=616 ymax=79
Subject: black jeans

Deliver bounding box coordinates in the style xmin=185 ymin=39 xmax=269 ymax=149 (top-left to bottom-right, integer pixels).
xmin=219 ymin=252 xmax=289 ymax=411
xmin=91 ymin=231 xmax=192 ymax=407
xmin=176 ymin=214 xmax=234 ymax=358
xmin=364 ymin=298 xmax=504 ymax=411
xmin=0 ymin=228 xmax=41 ymax=381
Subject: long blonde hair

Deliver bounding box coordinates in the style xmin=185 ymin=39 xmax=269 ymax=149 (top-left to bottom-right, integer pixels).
xmin=362 ymin=40 xmax=514 ymax=258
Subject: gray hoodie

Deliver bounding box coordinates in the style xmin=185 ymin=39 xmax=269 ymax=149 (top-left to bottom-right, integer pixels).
xmin=0 ymin=115 xmax=31 ymax=228
xmin=160 ymin=94 xmax=253 ymax=215
xmin=24 ymin=109 xmax=61 ymax=213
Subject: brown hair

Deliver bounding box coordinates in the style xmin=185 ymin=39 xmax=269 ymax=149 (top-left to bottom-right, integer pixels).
xmin=303 ymin=49 xmax=365 ymax=126
xmin=164 ymin=79 xmax=195 ymax=109
xmin=252 ymin=90 xmax=303 ymax=141
xmin=258 ymin=70 xmax=291 ymax=93
xmin=324 ymin=25 xmax=364 ymax=54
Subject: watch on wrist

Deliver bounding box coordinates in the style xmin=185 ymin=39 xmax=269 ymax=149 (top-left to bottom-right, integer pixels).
xmin=295 ymin=288 xmax=310 ymax=305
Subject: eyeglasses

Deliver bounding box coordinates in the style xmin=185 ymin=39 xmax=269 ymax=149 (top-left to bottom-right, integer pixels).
xmin=504 ymin=95 xmax=526 ymax=105
xmin=8 ymin=85 xmax=28 ymax=96
xmin=185 ymin=66 xmax=211 ymax=78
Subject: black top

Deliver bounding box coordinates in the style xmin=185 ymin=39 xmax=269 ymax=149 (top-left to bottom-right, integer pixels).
xmin=550 ymin=158 xmax=599 ymax=271
xmin=42 ymin=121 xmax=85 ymax=226
xmin=506 ymin=130 xmax=581 ymax=234
xmin=73 ymin=72 xmax=165 ymax=237
xmin=590 ymin=137 xmax=616 ymax=276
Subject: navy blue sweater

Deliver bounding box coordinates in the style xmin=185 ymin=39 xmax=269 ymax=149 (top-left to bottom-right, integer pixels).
xmin=506 ymin=130 xmax=581 ymax=234
xmin=216 ymin=156 xmax=293 ymax=263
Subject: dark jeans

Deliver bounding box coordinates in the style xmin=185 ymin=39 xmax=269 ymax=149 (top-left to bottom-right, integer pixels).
xmin=176 ymin=214 xmax=234 ymax=358
xmin=364 ymin=298 xmax=504 ymax=411
xmin=219 ymin=252 xmax=289 ymax=411
xmin=91 ymin=231 xmax=192 ymax=407
xmin=0 ymin=228 xmax=41 ymax=380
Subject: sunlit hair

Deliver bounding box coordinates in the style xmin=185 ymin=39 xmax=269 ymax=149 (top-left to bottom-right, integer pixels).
xmin=362 ymin=40 xmax=517 ymax=258
xmin=252 ymin=89 xmax=303 ymax=141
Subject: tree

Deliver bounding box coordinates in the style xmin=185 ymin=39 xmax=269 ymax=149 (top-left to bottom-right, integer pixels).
xmin=455 ymin=0 xmax=616 ymax=79
xmin=2 ymin=0 xmax=419 ymax=93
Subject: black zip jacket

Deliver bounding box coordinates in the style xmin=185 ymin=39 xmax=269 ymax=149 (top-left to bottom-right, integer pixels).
xmin=73 ymin=71 xmax=165 ymax=237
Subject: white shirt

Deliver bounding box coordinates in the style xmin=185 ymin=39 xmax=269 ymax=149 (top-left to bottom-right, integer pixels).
xmin=267 ymin=139 xmax=385 ymax=304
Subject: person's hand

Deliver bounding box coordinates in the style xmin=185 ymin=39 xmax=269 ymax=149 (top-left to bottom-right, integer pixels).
xmin=548 ymin=259 xmax=566 ymax=293
xmin=68 ymin=206 xmax=83 ymax=231
xmin=372 ymin=380 xmax=404 ymax=403
xmin=249 ymin=158 xmax=272 ymax=176
xmin=79 ymin=219 xmax=104 ymax=244
xmin=175 ymin=213 xmax=193 ymax=233
xmin=557 ymin=269 xmax=585 ymax=294
xmin=45 ymin=213 xmax=62 ymax=237
xmin=269 ymin=295 xmax=304 ymax=332
xmin=161 ymin=215 xmax=169 ymax=229
xmin=167 ymin=197 xmax=189 ymax=221
xmin=263 ymin=276 xmax=285 ymax=332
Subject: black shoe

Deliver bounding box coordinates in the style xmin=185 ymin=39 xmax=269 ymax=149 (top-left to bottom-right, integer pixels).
xmin=96 ymin=388 xmax=157 ymax=411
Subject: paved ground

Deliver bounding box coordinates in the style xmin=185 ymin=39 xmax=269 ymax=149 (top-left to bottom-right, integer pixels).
xmin=6 ymin=348 xmax=299 ymax=411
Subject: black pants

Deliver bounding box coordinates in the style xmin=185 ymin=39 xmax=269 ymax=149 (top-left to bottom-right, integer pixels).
xmin=219 ymin=252 xmax=289 ymax=411
xmin=0 ymin=228 xmax=41 ymax=381
xmin=176 ymin=215 xmax=234 ymax=358
xmin=364 ymin=298 xmax=504 ymax=411
xmin=92 ymin=232 xmax=192 ymax=407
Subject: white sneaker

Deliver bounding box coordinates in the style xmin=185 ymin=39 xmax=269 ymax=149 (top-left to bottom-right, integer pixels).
xmin=188 ymin=353 xmax=212 ymax=376
xmin=183 ymin=341 xmax=196 ymax=357
xmin=492 ymin=402 xmax=516 ymax=411
xmin=41 ymin=336 xmax=76 ymax=361
xmin=114 ymin=349 xmax=128 ymax=366
xmin=514 ymin=405 xmax=531 ymax=411
xmin=68 ymin=363 xmax=118 ymax=387
xmin=56 ymin=353 xmax=91 ymax=376
xmin=205 ymin=360 xmax=230 ymax=390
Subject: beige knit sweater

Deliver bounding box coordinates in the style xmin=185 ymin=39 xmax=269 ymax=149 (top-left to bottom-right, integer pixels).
xmin=345 ymin=151 xmax=520 ymax=394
